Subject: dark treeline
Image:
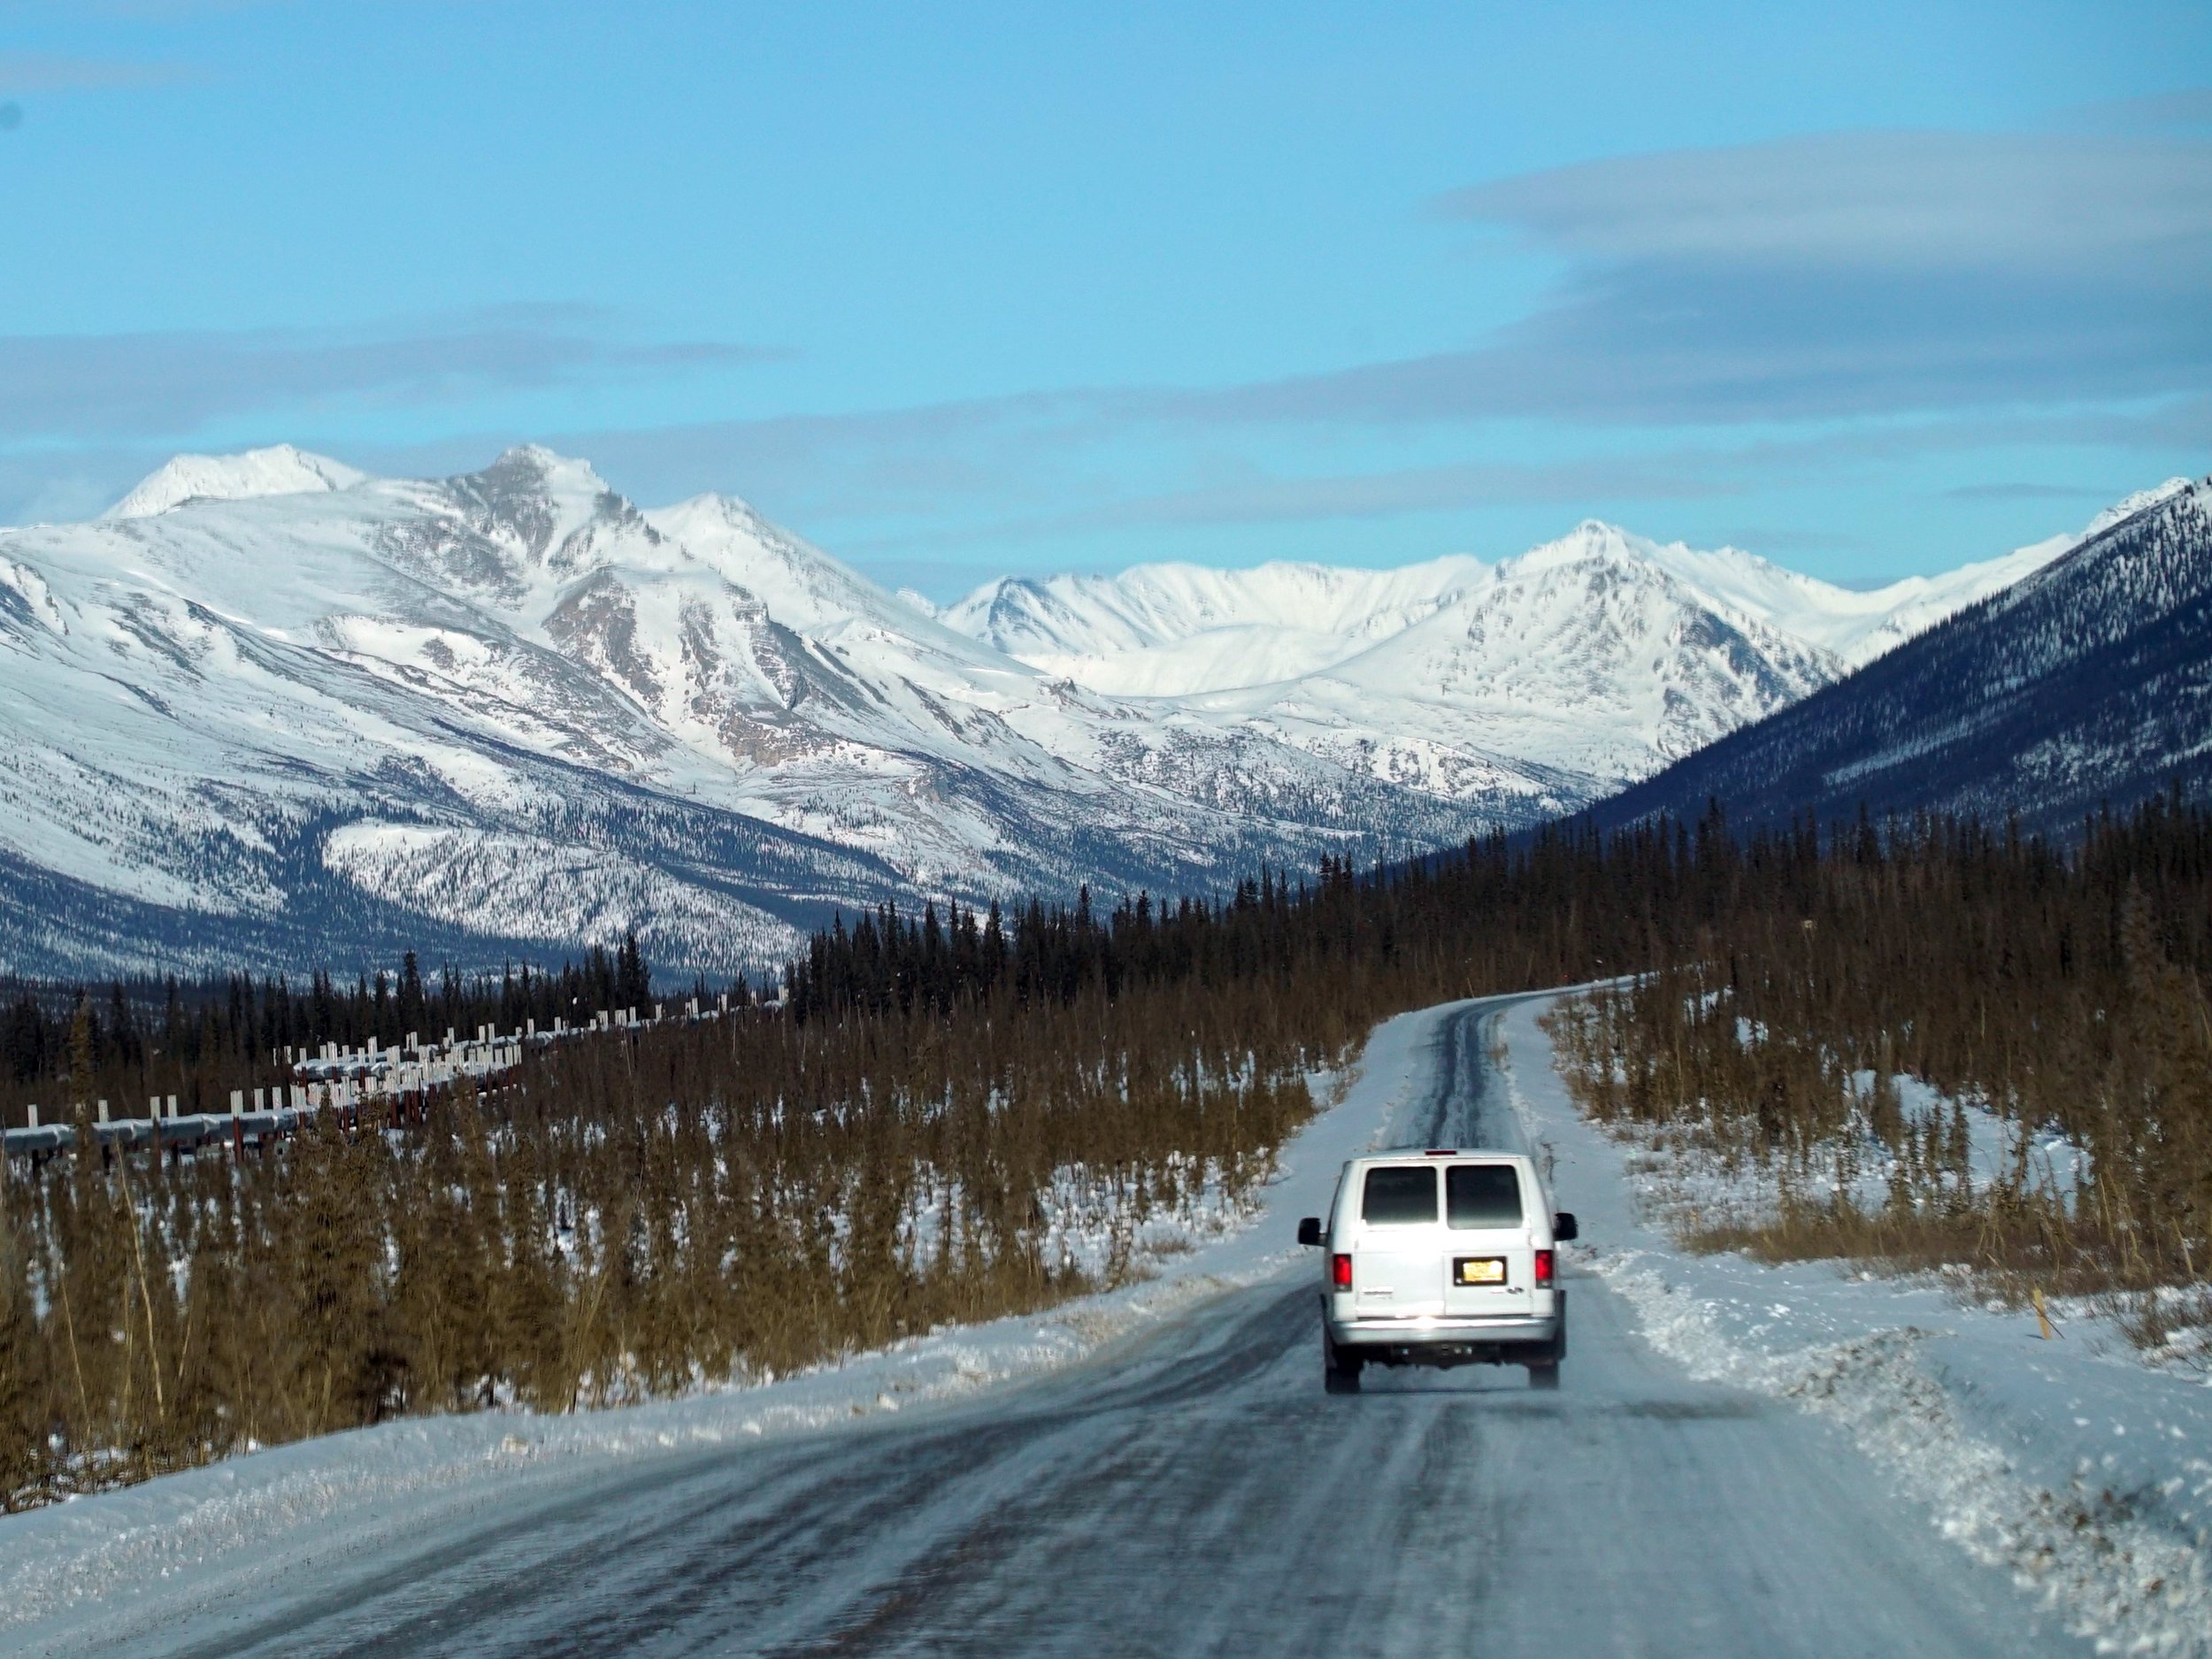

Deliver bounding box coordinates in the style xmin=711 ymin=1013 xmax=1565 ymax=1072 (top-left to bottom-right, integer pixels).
xmin=782 ymin=843 xmax=1665 ymax=1033
xmin=1549 ymin=789 xmax=2212 ymax=1298
xmin=3 ymin=934 xmax=671 ymax=1126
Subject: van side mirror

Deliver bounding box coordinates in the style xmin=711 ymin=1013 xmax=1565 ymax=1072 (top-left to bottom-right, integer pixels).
xmin=1553 ymin=1211 xmax=1579 ymax=1242
xmin=1296 ymin=1217 xmax=1324 ymax=1248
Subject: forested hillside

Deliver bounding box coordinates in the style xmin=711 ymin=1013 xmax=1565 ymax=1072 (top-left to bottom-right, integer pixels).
xmin=1581 ymin=478 xmax=2212 ymax=836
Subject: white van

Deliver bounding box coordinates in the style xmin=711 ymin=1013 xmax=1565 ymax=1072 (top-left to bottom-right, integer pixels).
xmin=1296 ymin=1149 xmax=1576 ymax=1393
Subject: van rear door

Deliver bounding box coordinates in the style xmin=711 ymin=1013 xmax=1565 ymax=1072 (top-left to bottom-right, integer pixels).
xmin=1442 ymin=1161 xmax=1535 ymax=1316
xmin=1352 ymin=1163 xmax=1445 ymax=1317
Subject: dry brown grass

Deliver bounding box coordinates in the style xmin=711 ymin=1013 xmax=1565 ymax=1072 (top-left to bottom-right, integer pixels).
xmin=1545 ymin=999 xmax=2212 ymax=1354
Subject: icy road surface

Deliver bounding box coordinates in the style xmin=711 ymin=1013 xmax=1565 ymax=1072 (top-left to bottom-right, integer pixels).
xmin=20 ymin=994 xmax=2097 ymax=1658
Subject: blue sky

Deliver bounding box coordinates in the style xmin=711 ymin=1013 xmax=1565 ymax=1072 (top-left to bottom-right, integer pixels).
xmin=1 ymin=1 xmax=2207 ymax=597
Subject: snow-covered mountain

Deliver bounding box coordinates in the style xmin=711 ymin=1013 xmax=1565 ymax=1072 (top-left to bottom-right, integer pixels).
xmin=941 ymin=503 xmax=2162 ymax=795
xmin=0 ymin=446 xmax=2162 ymax=979
xmin=0 ymin=448 xmax=1486 ymax=979
xmin=940 ymin=556 xmax=1494 ymax=694
xmin=1578 ymin=479 xmax=2212 ymax=836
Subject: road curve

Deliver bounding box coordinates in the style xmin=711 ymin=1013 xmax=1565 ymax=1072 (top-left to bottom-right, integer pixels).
xmin=75 ymin=999 xmax=2088 ymax=1659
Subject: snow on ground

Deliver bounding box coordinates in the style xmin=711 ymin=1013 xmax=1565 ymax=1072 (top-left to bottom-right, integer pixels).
xmin=1497 ymin=998 xmax=2212 ymax=1656
xmin=0 ymin=1010 xmax=1437 ymax=1644
xmin=1588 ymin=1066 xmax=2085 ymax=1238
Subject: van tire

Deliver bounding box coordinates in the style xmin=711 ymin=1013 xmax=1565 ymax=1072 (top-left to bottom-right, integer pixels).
xmin=1527 ymin=1360 xmax=1561 ymax=1390
xmin=1323 ymin=1336 xmax=1363 ymax=1394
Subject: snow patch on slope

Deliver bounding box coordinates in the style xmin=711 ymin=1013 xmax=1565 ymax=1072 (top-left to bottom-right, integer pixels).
xmin=2084 ymin=477 xmax=2194 ymax=540
xmin=321 ymin=823 xmax=806 ymax=963
xmin=943 ymin=554 xmax=1489 ymax=694
xmin=104 ymin=446 xmax=366 ymax=520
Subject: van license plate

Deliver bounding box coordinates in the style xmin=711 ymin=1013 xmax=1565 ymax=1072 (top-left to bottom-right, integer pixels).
xmin=1455 ymin=1257 xmax=1506 ymax=1286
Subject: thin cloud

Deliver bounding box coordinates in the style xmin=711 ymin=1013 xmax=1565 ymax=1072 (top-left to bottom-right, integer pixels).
xmin=501 ymin=392 xmax=1138 ymax=521
xmin=1194 ymin=130 xmax=2212 ymax=428
xmin=1437 ymin=131 xmax=2211 ymax=272
xmin=16 ymin=124 xmax=2197 ymax=548
xmin=0 ymin=51 xmax=201 ymax=93
xmin=320 ymin=392 xmax=2208 ymax=556
xmin=0 ymin=449 xmax=144 ymax=526
xmin=0 ymin=310 xmax=780 ymax=442
xmin=2064 ymin=86 xmax=2212 ymax=134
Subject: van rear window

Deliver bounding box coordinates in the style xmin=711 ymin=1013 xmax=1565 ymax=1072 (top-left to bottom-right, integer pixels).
xmin=1362 ymin=1165 xmax=1438 ymax=1225
xmin=1447 ymin=1164 xmax=1524 ymax=1228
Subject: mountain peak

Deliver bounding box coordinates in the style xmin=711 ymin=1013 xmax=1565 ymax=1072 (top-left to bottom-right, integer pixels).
xmin=434 ymin=446 xmax=637 ymax=572
xmin=104 ymin=445 xmax=367 ymax=520
xmin=1510 ymin=519 xmax=1664 ymax=577
xmin=654 ymin=490 xmax=772 ymax=534
xmin=468 ymin=444 xmax=614 ymax=502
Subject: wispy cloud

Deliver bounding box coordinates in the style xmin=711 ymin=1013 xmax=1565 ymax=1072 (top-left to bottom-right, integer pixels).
xmin=0 ymin=448 xmax=148 ymax=526
xmin=2065 ymin=86 xmax=2212 ymax=134
xmin=311 ymin=128 xmax=2212 ymax=528
xmin=9 ymin=122 xmax=2199 ymax=566
xmin=1437 ymin=130 xmax=2209 ymax=272
xmin=1184 ymin=130 xmax=2212 ymax=428
xmin=0 ymin=307 xmax=781 ymax=442
xmin=0 ymin=50 xmax=200 ymax=94
xmin=312 ymin=390 xmax=2208 ymax=565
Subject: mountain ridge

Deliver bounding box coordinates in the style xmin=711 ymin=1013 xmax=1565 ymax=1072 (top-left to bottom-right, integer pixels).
xmin=0 ymin=445 xmax=2169 ymax=979
xmin=939 ymin=503 xmax=2162 ymax=690
xmin=1571 ymin=478 xmax=2212 ymax=838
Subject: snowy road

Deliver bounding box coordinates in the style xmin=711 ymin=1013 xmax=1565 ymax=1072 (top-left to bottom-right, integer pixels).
xmin=45 ymin=995 xmax=2094 ymax=1659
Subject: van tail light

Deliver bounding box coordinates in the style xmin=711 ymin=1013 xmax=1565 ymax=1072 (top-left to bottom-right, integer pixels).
xmin=1331 ymin=1253 xmax=1353 ymax=1289
xmin=1533 ymin=1249 xmax=1555 ymax=1286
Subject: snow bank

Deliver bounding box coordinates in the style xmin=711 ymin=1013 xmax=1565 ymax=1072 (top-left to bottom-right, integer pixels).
xmin=1499 ymin=998 xmax=2212 ymax=1657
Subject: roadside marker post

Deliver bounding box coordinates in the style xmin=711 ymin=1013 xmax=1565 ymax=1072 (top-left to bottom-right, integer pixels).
xmin=2032 ymin=1286 xmax=2062 ymax=1339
